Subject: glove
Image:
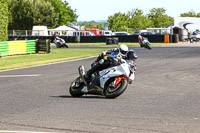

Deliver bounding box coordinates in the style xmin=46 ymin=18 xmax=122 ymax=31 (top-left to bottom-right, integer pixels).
xmin=107 ymin=56 xmax=119 ymax=65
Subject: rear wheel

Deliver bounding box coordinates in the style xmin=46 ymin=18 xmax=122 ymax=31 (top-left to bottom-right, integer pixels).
xmin=69 ymin=77 xmax=84 ymax=97
xmin=104 ymin=77 xmax=128 ymax=98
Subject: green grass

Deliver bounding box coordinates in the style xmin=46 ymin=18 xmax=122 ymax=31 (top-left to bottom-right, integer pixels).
xmin=0 ymin=42 xmax=179 ymax=71
xmin=0 ymin=48 xmax=108 ymax=71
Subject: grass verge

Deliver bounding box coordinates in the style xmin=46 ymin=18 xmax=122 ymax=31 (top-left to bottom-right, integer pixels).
xmin=0 ymin=48 xmax=108 ymax=71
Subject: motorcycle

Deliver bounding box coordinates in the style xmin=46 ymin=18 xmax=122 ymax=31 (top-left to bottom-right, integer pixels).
xmin=138 ymin=36 xmax=151 ymax=50
xmin=69 ymin=54 xmax=136 ymax=98
xmin=54 ymin=37 xmax=68 ymax=48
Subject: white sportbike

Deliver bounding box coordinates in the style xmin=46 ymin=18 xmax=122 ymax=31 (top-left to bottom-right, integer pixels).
xmin=69 ymin=55 xmax=136 ymax=98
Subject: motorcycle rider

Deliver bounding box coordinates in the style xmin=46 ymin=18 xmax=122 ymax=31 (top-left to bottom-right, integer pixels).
xmin=138 ymin=35 xmax=146 ymax=47
xmin=83 ymin=44 xmax=129 ymax=82
xmin=54 ymin=37 xmax=68 ymax=48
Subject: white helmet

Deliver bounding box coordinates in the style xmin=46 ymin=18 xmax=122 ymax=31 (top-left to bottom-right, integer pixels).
xmin=119 ymin=44 xmax=128 ymax=55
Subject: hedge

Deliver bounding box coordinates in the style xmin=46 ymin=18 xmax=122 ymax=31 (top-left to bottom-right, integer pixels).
xmin=0 ymin=0 xmax=8 ymax=41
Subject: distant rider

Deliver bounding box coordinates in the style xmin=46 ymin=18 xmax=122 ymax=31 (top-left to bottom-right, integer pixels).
xmin=54 ymin=37 xmax=68 ymax=48
xmin=138 ymin=35 xmax=146 ymax=47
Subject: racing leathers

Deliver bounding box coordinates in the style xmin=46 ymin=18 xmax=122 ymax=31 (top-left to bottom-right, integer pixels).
xmin=84 ymin=48 xmax=122 ymax=82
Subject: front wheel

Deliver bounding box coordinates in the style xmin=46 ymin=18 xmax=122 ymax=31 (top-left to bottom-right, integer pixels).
xmin=69 ymin=77 xmax=84 ymax=97
xmin=145 ymin=42 xmax=152 ymax=50
xmin=104 ymin=77 xmax=128 ymax=98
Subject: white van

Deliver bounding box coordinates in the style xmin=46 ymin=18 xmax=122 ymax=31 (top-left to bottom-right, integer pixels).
xmin=113 ymin=32 xmax=131 ymax=36
xmin=104 ymin=30 xmax=113 ymax=36
xmin=32 ymin=26 xmax=48 ymax=36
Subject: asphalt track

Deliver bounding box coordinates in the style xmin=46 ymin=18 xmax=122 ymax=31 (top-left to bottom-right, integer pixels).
xmin=0 ymin=45 xmax=200 ymax=133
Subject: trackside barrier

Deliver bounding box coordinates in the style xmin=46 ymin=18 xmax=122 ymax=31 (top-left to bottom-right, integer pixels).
xmin=36 ymin=39 xmax=51 ymax=53
xmin=8 ymin=35 xmax=179 ymax=43
xmin=164 ymin=35 xmax=170 ymax=43
xmin=0 ymin=40 xmax=36 ymax=57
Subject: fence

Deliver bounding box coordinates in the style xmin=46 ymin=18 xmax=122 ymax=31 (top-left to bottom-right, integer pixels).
xmin=80 ymin=35 xmax=178 ymax=43
xmin=8 ymin=34 xmax=179 ymax=43
xmin=8 ymin=30 xmax=93 ymax=37
xmin=0 ymin=40 xmax=36 ymax=57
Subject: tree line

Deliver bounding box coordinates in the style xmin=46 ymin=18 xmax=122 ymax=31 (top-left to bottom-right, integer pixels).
xmin=8 ymin=0 xmax=78 ymax=30
xmin=0 ymin=0 xmax=8 ymax=41
xmin=79 ymin=8 xmax=200 ymax=33
xmin=1 ymin=0 xmax=200 ymax=42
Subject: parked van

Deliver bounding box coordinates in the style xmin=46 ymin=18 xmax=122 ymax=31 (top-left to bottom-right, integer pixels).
xmin=86 ymin=29 xmax=100 ymax=36
xmin=32 ymin=26 xmax=48 ymax=36
xmin=104 ymin=30 xmax=112 ymax=36
xmin=113 ymin=32 xmax=131 ymax=36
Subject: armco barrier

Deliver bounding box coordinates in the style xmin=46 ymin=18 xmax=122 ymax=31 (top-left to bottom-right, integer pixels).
xmin=0 ymin=40 xmax=36 ymax=57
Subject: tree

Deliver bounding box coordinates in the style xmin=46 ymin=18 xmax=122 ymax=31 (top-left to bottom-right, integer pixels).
xmin=108 ymin=12 xmax=130 ymax=31
xmin=8 ymin=0 xmax=77 ymax=30
xmin=0 ymin=0 xmax=8 ymax=41
xmin=8 ymin=0 xmax=34 ymax=30
xmin=180 ymin=10 xmax=200 ymax=18
xmin=45 ymin=0 xmax=78 ymax=25
xmin=148 ymin=8 xmax=173 ymax=28
xmin=33 ymin=0 xmax=58 ymax=28
xmin=78 ymin=21 xmax=105 ymax=30
xmin=197 ymin=13 xmax=200 ymax=18
xmin=180 ymin=10 xmax=197 ymax=17
xmin=128 ymin=8 xmax=153 ymax=30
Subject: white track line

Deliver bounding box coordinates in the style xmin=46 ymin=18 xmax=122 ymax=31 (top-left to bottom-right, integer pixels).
xmin=0 ymin=56 xmax=97 ymax=73
xmin=0 ymin=131 xmax=57 ymax=133
xmin=0 ymin=74 xmax=41 ymax=78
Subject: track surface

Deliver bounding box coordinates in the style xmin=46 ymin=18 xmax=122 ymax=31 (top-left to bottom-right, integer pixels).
xmin=0 ymin=46 xmax=200 ymax=133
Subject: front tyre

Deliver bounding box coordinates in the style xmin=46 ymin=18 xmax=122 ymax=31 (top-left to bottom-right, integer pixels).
xmin=69 ymin=77 xmax=84 ymax=97
xmin=145 ymin=42 xmax=152 ymax=50
xmin=104 ymin=77 xmax=128 ymax=98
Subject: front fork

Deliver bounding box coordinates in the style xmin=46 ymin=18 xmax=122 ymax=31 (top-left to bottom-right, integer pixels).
xmin=78 ymin=65 xmax=88 ymax=86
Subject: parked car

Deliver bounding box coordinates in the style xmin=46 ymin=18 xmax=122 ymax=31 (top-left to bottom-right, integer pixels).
xmin=141 ymin=32 xmax=153 ymax=35
xmin=192 ymin=31 xmax=200 ymax=41
xmin=133 ymin=31 xmax=141 ymax=35
xmin=113 ymin=32 xmax=131 ymax=36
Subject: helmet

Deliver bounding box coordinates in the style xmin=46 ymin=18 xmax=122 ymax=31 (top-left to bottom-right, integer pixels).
xmin=138 ymin=35 xmax=142 ymax=39
xmin=126 ymin=50 xmax=138 ymax=60
xmin=119 ymin=44 xmax=128 ymax=55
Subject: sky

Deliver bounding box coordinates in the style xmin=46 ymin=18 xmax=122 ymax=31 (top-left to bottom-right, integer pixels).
xmin=65 ymin=0 xmax=200 ymax=21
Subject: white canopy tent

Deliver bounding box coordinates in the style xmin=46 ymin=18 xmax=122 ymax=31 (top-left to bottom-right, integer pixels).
xmin=50 ymin=25 xmax=77 ymax=36
xmin=53 ymin=25 xmax=76 ymax=31
xmin=174 ymin=17 xmax=200 ymax=32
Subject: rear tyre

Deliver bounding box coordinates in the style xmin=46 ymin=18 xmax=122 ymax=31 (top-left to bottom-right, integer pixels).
xmin=69 ymin=77 xmax=84 ymax=97
xmin=104 ymin=77 xmax=128 ymax=98
xmin=64 ymin=44 xmax=69 ymax=48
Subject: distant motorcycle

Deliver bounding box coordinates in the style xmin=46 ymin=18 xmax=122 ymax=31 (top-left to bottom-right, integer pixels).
xmin=69 ymin=52 xmax=137 ymax=98
xmin=138 ymin=35 xmax=151 ymax=49
xmin=54 ymin=37 xmax=68 ymax=48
